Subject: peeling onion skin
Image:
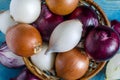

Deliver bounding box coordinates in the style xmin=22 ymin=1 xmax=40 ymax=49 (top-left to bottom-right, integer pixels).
xmin=0 ymin=43 xmax=25 ymax=68
xmin=46 ymin=0 xmax=79 ymax=15
xmin=55 ymin=48 xmax=89 ymax=80
xmin=6 ymin=24 xmax=42 ymax=57
xmin=85 ymin=26 xmax=120 ymax=61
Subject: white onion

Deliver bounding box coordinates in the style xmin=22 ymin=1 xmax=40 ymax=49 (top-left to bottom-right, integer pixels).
xmin=106 ymin=53 xmax=120 ymax=80
xmin=10 ymin=0 xmax=41 ymax=23
xmin=46 ymin=19 xmax=83 ymax=54
xmin=0 ymin=10 xmax=17 ymax=34
xmin=31 ymin=43 xmax=56 ymax=71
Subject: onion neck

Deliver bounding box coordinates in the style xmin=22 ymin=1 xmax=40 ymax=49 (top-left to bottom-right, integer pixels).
xmin=34 ymin=43 xmax=42 ymax=54
xmin=45 ymin=49 xmax=53 ymax=55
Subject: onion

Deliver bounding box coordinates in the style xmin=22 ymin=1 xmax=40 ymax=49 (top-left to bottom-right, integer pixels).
xmin=111 ymin=20 xmax=120 ymax=36
xmin=66 ymin=6 xmax=99 ymax=37
xmin=85 ymin=25 xmax=120 ymax=61
xmin=33 ymin=4 xmax=64 ymax=42
xmin=0 ymin=10 xmax=17 ymax=34
xmin=46 ymin=0 xmax=79 ymax=15
xmin=0 ymin=43 xmax=24 ymax=68
xmin=106 ymin=53 xmax=120 ymax=80
xmin=10 ymin=68 xmax=40 ymax=80
xmin=55 ymin=48 xmax=89 ymax=80
xmin=10 ymin=0 xmax=41 ymax=23
xmin=31 ymin=43 xmax=56 ymax=71
xmin=6 ymin=24 xmax=42 ymax=57
xmin=46 ymin=20 xmax=83 ymax=54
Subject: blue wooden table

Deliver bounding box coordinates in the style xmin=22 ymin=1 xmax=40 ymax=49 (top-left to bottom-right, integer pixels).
xmin=0 ymin=0 xmax=120 ymax=80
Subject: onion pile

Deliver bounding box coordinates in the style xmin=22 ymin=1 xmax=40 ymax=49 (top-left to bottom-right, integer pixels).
xmin=0 ymin=0 xmax=120 ymax=80
xmin=32 ymin=4 xmax=64 ymax=42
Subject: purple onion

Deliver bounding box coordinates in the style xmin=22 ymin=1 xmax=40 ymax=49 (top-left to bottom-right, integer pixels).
xmin=33 ymin=4 xmax=64 ymax=42
xmin=66 ymin=6 xmax=99 ymax=37
xmin=0 ymin=43 xmax=25 ymax=68
xmin=11 ymin=68 xmax=40 ymax=80
xmin=111 ymin=20 xmax=120 ymax=36
xmin=85 ymin=25 xmax=120 ymax=61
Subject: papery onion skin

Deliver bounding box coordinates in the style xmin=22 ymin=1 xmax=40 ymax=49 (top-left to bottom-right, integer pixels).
xmin=55 ymin=48 xmax=89 ymax=80
xmin=66 ymin=6 xmax=99 ymax=37
xmin=33 ymin=4 xmax=64 ymax=42
xmin=0 ymin=43 xmax=25 ymax=68
xmin=85 ymin=25 xmax=120 ymax=61
xmin=6 ymin=24 xmax=42 ymax=57
xmin=46 ymin=0 xmax=79 ymax=15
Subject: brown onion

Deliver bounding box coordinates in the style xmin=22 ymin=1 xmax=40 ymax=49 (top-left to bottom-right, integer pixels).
xmin=55 ymin=48 xmax=89 ymax=80
xmin=6 ymin=23 xmax=42 ymax=57
xmin=46 ymin=0 xmax=79 ymax=15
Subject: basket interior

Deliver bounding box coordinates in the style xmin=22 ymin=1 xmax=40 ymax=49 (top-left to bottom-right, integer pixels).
xmin=23 ymin=0 xmax=110 ymax=80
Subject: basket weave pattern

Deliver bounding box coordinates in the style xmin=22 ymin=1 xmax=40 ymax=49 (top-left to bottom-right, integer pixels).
xmin=23 ymin=0 xmax=110 ymax=80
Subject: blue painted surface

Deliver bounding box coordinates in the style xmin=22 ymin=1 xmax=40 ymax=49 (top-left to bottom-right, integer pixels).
xmin=0 ymin=32 xmax=5 ymax=45
xmin=0 ymin=0 xmax=120 ymax=80
xmin=94 ymin=0 xmax=120 ymax=21
xmin=0 ymin=0 xmax=10 ymax=10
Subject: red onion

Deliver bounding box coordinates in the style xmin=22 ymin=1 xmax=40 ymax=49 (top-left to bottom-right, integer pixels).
xmin=0 ymin=43 xmax=25 ymax=68
xmin=85 ymin=25 xmax=120 ymax=61
xmin=32 ymin=4 xmax=64 ymax=42
xmin=10 ymin=68 xmax=40 ymax=80
xmin=111 ymin=20 xmax=120 ymax=36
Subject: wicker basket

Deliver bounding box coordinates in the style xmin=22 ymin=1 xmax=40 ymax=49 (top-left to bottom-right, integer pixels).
xmin=23 ymin=0 xmax=110 ymax=80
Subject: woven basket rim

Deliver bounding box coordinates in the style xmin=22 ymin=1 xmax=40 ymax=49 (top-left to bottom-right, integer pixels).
xmin=23 ymin=58 xmax=106 ymax=80
xmin=23 ymin=0 xmax=110 ymax=80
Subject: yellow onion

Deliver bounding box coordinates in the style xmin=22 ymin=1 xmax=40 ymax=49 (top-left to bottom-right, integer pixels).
xmin=46 ymin=0 xmax=79 ymax=15
xmin=55 ymin=48 xmax=89 ymax=80
xmin=6 ymin=24 xmax=42 ymax=57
